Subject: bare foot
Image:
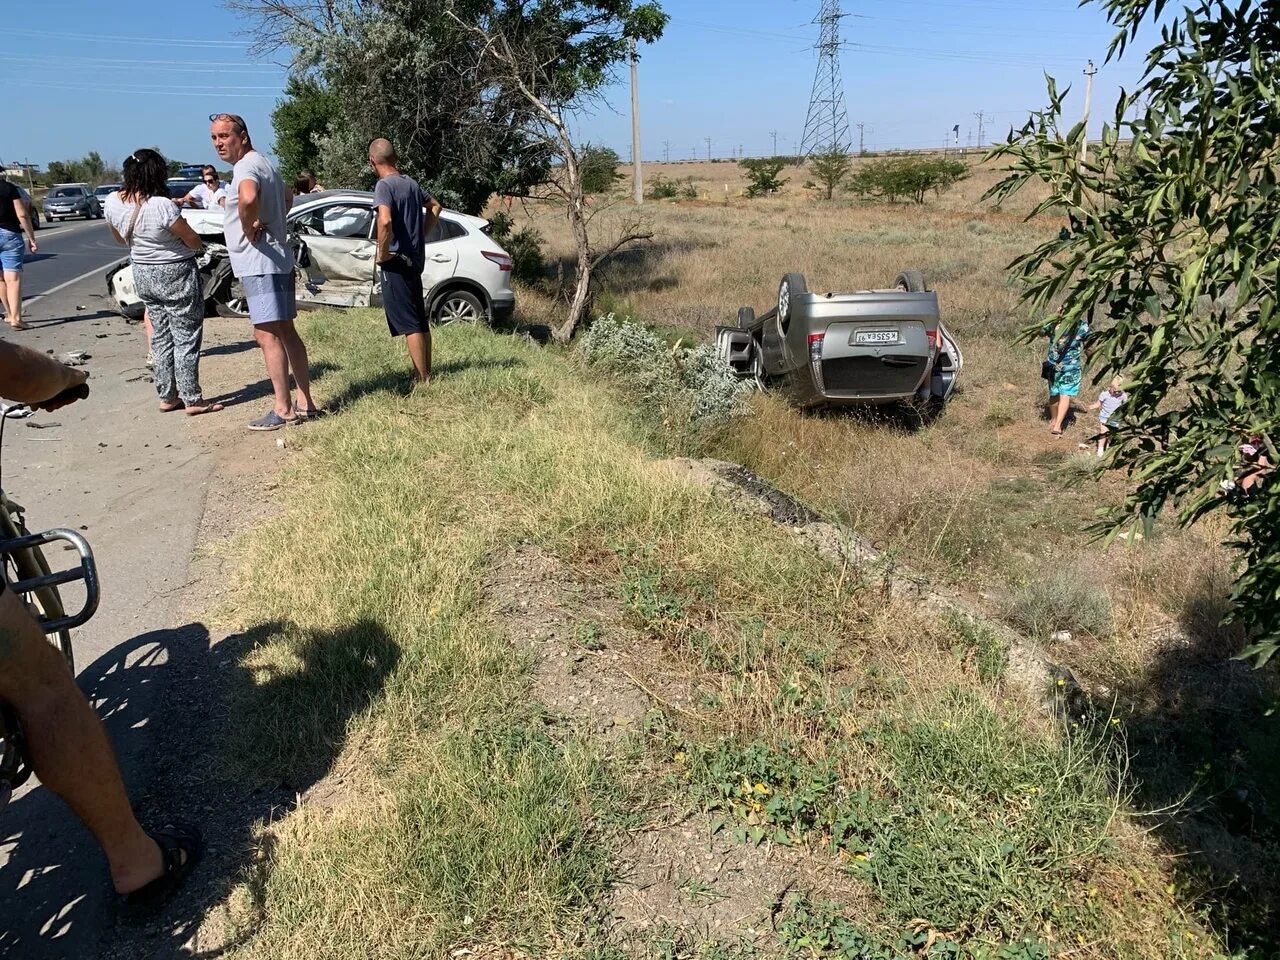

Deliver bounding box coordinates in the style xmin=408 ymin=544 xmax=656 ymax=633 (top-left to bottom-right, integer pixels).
xmin=159 ymin=400 xmax=184 ymax=413
xmin=184 ymin=401 xmax=224 ymax=416
xmin=6 ymin=321 xmax=29 ymax=331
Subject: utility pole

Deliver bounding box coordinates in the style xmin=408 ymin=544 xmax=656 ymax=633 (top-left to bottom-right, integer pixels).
xmin=856 ymin=121 xmax=866 ymax=156
xmin=1081 ymin=59 xmax=1097 ymax=163
xmin=629 ymin=38 xmax=643 ymax=204
xmin=22 ymin=158 xmax=33 ymax=191
xmin=705 ymin=137 xmax=712 ymax=162
xmin=973 ymin=110 xmax=988 ymax=150
xmin=663 ymin=140 xmax=670 ymax=163
xmin=770 ymin=130 xmax=779 ymax=156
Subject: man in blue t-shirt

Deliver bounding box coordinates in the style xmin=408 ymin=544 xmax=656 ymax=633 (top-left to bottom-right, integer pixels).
xmin=369 ymin=138 xmax=443 ymax=387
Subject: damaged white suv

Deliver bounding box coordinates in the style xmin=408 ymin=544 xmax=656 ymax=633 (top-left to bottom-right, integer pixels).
xmin=105 ymin=190 xmax=517 ymax=325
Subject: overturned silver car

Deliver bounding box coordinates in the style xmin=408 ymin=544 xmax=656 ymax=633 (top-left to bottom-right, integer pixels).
xmin=716 ymin=271 xmax=963 ymax=413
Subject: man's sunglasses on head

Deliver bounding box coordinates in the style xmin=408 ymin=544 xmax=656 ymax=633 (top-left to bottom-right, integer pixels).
xmin=209 ymin=113 xmax=248 ymax=133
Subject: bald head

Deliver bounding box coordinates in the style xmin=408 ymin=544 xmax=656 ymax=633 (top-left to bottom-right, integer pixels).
xmin=368 ymin=138 xmax=398 ymax=167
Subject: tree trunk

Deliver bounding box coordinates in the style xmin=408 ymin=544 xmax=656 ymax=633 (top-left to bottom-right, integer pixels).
xmin=554 ymin=158 xmax=593 ymax=343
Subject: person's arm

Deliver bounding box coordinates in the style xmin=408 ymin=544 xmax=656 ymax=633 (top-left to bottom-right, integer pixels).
xmin=238 ymin=176 xmax=261 ymax=243
xmin=423 ymin=196 xmax=442 ymax=240
xmin=12 ymin=198 xmax=36 ymax=253
xmin=0 ymin=340 xmax=88 ymax=407
xmin=167 ymin=216 xmax=205 ymax=252
xmin=375 ymin=203 xmax=393 ymax=264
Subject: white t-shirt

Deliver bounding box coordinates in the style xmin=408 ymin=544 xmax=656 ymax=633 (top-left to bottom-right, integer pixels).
xmin=1098 ymin=390 xmax=1128 ymax=422
xmin=223 ymin=151 xmax=293 ymax=277
xmin=104 ymin=193 xmax=193 ymax=265
xmin=190 ymin=182 xmax=228 ymax=209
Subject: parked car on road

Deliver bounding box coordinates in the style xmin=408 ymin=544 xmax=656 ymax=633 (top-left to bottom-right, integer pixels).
xmin=43 ymin=184 xmax=103 ymax=221
xmin=165 ymin=179 xmax=201 ymax=200
xmin=716 ymin=271 xmax=963 ymax=414
xmin=105 ymin=189 xmax=517 ymax=326
xmin=15 ymin=186 xmax=40 ymax=230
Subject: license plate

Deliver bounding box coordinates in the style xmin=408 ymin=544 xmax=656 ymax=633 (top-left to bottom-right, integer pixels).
xmin=854 ymin=330 xmax=899 ymax=345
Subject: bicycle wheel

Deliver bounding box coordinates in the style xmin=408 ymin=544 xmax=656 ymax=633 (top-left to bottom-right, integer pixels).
xmin=0 ymin=498 xmax=74 ymax=673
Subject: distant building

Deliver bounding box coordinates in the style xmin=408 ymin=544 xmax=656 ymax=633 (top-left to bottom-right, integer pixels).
xmin=2 ymin=163 xmax=39 ymax=180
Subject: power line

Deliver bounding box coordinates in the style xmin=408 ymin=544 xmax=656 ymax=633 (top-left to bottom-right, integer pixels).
xmin=5 ymin=27 xmax=252 ymax=47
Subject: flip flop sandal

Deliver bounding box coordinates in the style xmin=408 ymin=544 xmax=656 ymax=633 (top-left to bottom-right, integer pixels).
xmin=290 ymin=407 xmax=325 ymax=423
xmin=247 ymin=410 xmax=296 ymax=432
xmin=122 ymin=822 xmax=204 ymax=911
xmin=184 ymin=401 xmax=225 ymax=416
xmin=159 ymin=400 xmax=184 ymax=413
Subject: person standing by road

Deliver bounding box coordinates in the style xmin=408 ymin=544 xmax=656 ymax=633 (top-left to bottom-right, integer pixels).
xmin=0 ymin=171 xmax=38 ymax=331
xmin=105 ymin=149 xmax=222 ymax=416
xmin=1043 ymin=314 xmax=1090 ymax=437
xmin=369 ymin=138 xmax=442 ymax=386
xmin=0 ymin=340 xmax=203 ymax=904
xmin=176 ymin=164 xmax=228 ymax=210
xmin=210 ymin=112 xmax=320 ymax=430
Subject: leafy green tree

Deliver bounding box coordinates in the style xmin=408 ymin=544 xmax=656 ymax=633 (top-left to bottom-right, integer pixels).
xmin=272 ymin=74 xmax=338 ymax=182
xmin=808 ymin=148 xmax=853 ymax=200
xmin=740 ymin=158 xmax=788 ymax=198
xmin=989 ymin=0 xmax=1280 ymax=665
xmin=849 ymin=157 xmax=967 ymax=204
xmin=580 ymin=145 xmax=622 ymax=194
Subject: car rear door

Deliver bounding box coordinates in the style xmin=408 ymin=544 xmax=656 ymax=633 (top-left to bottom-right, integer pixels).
xmin=292 ymin=201 xmax=378 ymax=309
xmin=416 ymin=216 xmax=461 ymax=303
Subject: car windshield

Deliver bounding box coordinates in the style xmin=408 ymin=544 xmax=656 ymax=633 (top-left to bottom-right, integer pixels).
xmin=51 ymin=188 xmax=83 ymax=198
xmin=95 ymin=186 xmax=117 ymax=196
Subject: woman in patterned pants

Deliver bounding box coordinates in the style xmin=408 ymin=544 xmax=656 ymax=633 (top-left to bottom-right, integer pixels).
xmin=105 ymin=149 xmax=222 ymax=415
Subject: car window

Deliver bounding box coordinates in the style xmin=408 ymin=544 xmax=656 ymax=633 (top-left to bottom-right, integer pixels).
xmin=425 ymin=218 xmax=466 ymax=244
xmin=295 ymin=203 xmax=373 ymax=239
xmin=51 ymin=188 xmax=84 ymax=198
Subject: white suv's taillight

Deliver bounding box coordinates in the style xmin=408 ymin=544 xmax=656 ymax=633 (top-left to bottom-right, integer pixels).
xmin=482 ymin=251 xmax=513 ymax=271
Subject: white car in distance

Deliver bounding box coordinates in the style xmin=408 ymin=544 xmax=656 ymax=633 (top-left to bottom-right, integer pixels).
xmin=105 ymin=190 xmax=517 ymax=325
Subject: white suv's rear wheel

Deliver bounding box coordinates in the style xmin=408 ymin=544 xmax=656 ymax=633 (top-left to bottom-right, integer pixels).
xmin=432 ymin=290 xmax=484 ymax=326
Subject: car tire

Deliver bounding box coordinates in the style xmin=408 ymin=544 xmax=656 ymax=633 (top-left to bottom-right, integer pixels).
xmin=212 ymin=278 xmax=250 ymax=319
xmin=777 ymin=272 xmax=806 ymax=334
xmin=894 ymin=270 xmax=928 ymax=293
xmin=431 ymin=289 xmax=485 ymax=326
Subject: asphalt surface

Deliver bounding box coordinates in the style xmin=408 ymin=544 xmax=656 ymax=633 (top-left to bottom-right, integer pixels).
xmin=0 ymin=264 xmax=220 ymax=957
xmin=18 ymin=219 xmax=125 ymax=304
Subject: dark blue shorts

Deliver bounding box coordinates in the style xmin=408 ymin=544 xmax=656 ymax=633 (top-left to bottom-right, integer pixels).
xmin=380 ymin=258 xmax=428 ymax=337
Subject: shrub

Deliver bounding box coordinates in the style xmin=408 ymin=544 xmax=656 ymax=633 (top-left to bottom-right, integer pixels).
xmin=580 ymin=144 xmax=623 ymax=194
xmin=849 ymin=157 xmax=969 ymax=204
xmin=1006 ymin=569 xmax=1114 ymax=640
xmin=581 ymin=313 xmax=750 ymax=431
xmin=808 ymin=148 xmax=854 ymax=200
xmin=739 ymin=158 xmax=788 ymax=198
xmin=647 ymin=174 xmax=697 ymax=201
xmin=486 ymin=211 xmax=547 ymax=287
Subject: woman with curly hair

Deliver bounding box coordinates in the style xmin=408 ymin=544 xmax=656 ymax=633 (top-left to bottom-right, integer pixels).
xmin=105 ymin=148 xmax=222 ymax=415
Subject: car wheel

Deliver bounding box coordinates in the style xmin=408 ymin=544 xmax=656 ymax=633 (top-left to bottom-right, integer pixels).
xmin=894 ymin=270 xmax=928 ymax=293
xmin=777 ymin=272 xmax=807 ymax=334
xmin=213 ymin=278 xmax=250 ymax=319
xmin=431 ymin=289 xmax=484 ymax=326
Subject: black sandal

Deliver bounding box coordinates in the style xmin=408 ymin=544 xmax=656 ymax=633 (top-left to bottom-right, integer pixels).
xmin=123 ymin=822 xmax=204 ymax=909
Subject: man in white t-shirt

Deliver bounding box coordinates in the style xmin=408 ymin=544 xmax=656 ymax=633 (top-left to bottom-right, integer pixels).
xmin=176 ymin=164 xmax=229 ymax=210
xmin=210 ymin=112 xmax=320 ymax=431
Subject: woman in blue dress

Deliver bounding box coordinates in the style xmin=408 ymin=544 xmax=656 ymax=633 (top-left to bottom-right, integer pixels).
xmin=1047 ymin=316 xmax=1090 ymax=436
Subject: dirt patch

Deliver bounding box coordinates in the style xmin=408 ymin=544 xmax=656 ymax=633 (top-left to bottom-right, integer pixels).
xmin=608 ymin=812 xmax=874 ymax=952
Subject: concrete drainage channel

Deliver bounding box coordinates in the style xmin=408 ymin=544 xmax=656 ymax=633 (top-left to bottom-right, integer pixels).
xmin=665 ymin=457 xmax=1088 ymax=716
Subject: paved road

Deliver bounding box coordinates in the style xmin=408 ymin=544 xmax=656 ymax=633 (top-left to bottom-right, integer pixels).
xmin=0 ymin=269 xmax=223 ymax=957
xmin=20 ymin=219 xmax=124 ymax=305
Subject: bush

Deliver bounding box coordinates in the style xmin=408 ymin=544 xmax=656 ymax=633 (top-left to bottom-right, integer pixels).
xmin=486 ymin=211 xmax=547 ymax=287
xmin=1005 ymin=569 xmax=1114 ymax=640
xmin=808 ymin=148 xmax=854 ymax=200
xmin=581 ymin=313 xmax=750 ymax=431
xmin=849 ymin=156 xmax=969 ymax=204
xmin=580 ymin=144 xmax=622 ymax=194
xmin=739 ymin=158 xmax=788 ymax=198
xmin=647 ymin=174 xmax=697 ymax=200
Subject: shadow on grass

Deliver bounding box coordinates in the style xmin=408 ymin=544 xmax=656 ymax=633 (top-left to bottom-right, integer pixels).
xmin=1120 ymin=574 xmax=1280 ymax=950
xmin=214 ymin=361 xmax=340 ymax=409
xmin=323 ymin=355 xmax=526 ymax=411
xmin=549 ymin=237 xmax=714 ymax=298
xmin=0 ymin=618 xmax=400 ymax=959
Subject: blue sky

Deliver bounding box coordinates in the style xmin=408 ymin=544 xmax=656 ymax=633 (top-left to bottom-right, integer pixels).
xmin=2 ymin=0 xmax=1159 ymax=171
